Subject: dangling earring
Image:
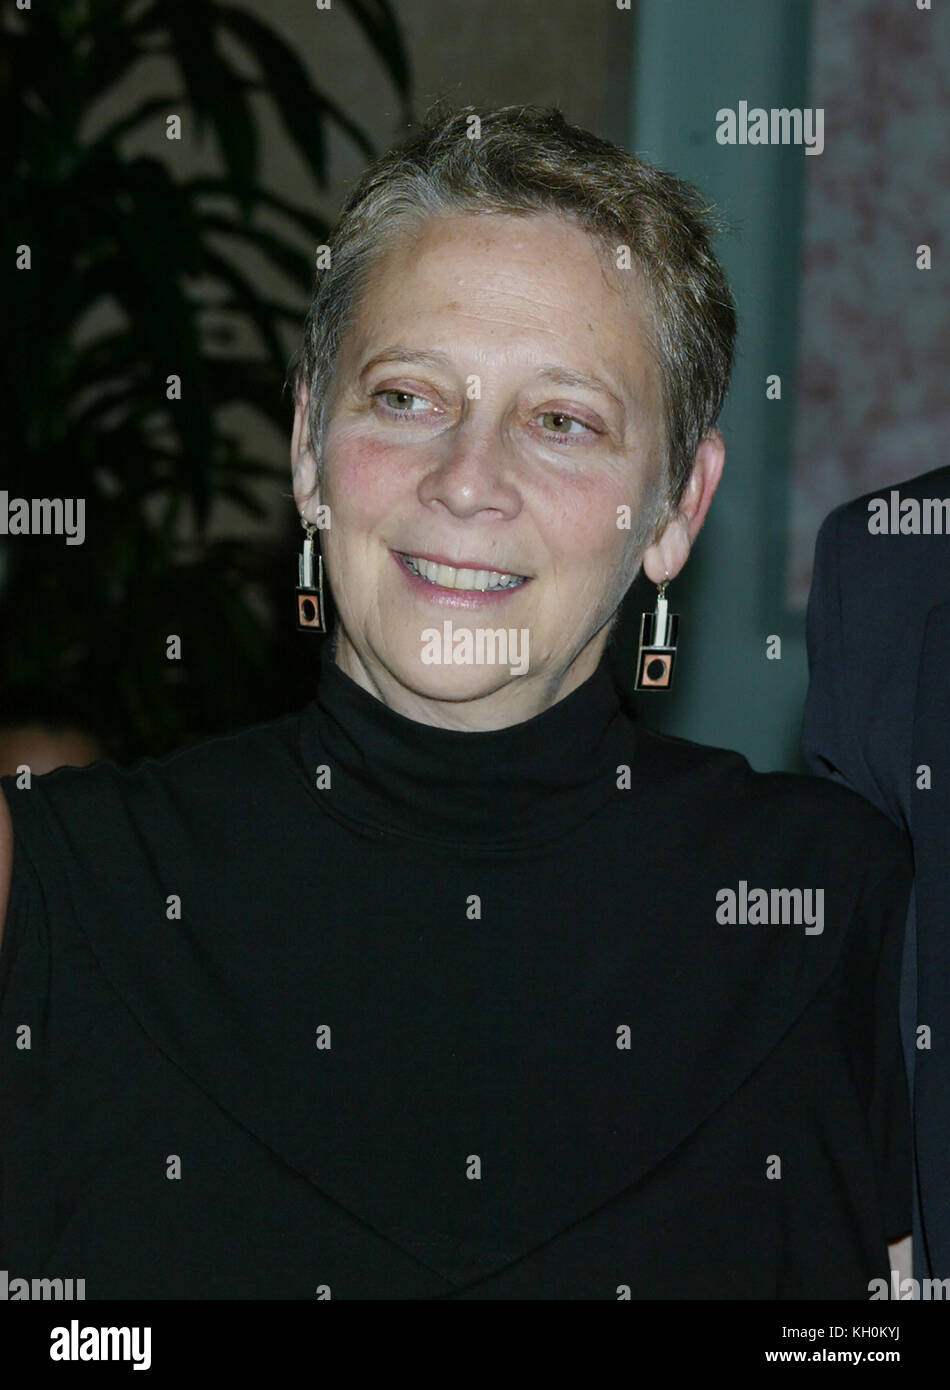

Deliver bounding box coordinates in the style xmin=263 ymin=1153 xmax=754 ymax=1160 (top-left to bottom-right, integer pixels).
xmin=296 ymin=513 xmax=327 ymax=632
xmin=635 ymin=573 xmax=678 ymax=690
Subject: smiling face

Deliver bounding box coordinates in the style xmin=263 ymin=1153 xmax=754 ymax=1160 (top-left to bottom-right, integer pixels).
xmin=291 ymin=211 xmax=717 ymax=729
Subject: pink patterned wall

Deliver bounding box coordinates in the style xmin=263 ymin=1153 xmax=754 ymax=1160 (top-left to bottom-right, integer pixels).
xmin=788 ymin=0 xmax=949 ymax=608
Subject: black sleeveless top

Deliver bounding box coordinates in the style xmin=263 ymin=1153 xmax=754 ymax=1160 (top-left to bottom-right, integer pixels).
xmin=0 ymin=650 xmax=912 ymax=1298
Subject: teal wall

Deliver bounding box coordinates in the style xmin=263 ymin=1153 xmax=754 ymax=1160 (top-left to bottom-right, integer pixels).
xmin=613 ymin=0 xmax=814 ymax=772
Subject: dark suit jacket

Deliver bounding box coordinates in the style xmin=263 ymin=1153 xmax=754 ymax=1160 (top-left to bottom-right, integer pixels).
xmin=804 ymin=463 xmax=950 ymax=1278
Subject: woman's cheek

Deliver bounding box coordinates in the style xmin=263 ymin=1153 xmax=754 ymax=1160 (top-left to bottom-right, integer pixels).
xmin=325 ymin=436 xmax=410 ymax=522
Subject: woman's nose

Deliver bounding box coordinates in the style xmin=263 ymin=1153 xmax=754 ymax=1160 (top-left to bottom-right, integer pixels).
xmin=416 ymin=427 xmax=523 ymax=520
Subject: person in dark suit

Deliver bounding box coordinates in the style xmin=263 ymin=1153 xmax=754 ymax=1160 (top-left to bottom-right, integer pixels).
xmin=804 ymin=462 xmax=950 ymax=1284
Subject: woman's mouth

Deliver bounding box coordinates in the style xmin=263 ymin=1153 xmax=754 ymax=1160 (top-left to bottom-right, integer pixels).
xmin=395 ymin=552 xmax=529 ymax=592
xmin=391 ymin=550 xmax=532 ymax=608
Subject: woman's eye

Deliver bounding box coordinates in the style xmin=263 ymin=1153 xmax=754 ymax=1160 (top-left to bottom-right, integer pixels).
xmin=375 ymin=389 xmax=430 ymax=414
xmin=537 ymin=410 xmax=594 ymax=438
xmin=372 ymin=392 xmax=597 ymax=440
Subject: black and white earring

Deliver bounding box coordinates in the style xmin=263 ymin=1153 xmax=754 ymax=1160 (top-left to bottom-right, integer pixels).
xmin=296 ymin=514 xmax=327 ymax=632
xmin=635 ymin=574 xmax=678 ymax=690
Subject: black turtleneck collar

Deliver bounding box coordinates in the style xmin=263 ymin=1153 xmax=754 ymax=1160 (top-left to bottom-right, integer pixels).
xmin=298 ymin=644 xmax=636 ymax=852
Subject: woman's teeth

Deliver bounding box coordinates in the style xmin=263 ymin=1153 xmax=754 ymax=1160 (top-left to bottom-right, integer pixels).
xmin=401 ymin=554 xmax=526 ymax=591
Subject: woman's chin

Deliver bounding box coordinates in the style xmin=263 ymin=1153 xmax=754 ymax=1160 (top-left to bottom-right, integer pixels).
xmin=382 ymin=652 xmax=525 ymax=706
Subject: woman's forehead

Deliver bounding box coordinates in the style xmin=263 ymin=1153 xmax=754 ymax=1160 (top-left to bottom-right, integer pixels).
xmin=364 ymin=209 xmax=622 ymax=287
xmin=342 ymin=211 xmax=658 ymax=390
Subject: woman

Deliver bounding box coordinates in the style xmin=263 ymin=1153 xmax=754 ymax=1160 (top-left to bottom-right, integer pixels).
xmin=0 ymin=104 xmax=911 ymax=1299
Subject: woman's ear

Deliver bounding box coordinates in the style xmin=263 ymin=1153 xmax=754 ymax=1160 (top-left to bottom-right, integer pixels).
xmin=641 ymin=429 xmax=725 ymax=584
xmin=291 ymin=381 xmax=320 ymax=514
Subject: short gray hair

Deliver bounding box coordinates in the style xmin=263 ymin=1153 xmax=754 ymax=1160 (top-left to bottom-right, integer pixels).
xmin=288 ymin=102 xmax=736 ymax=518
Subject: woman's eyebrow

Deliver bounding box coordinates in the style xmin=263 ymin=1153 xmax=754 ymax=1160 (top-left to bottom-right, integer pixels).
xmin=534 ymin=364 xmax=627 ymax=414
xmin=359 ymin=346 xmax=453 ymax=378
